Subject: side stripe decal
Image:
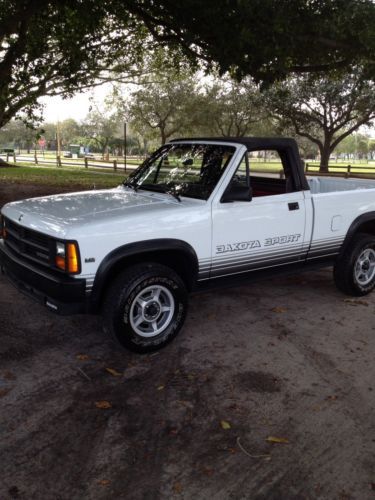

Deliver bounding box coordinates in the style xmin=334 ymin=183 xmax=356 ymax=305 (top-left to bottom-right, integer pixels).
xmin=198 ymin=236 xmax=344 ymax=279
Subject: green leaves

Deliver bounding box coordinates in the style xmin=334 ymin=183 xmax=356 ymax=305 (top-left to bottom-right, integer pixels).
xmin=263 ymin=70 xmax=375 ymax=171
xmin=0 ymin=0 xmax=148 ymax=128
xmin=123 ymin=0 xmax=375 ymax=83
xmin=1 ymin=0 xmax=374 ymax=131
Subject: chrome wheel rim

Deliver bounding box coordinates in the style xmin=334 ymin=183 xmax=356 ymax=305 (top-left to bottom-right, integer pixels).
xmin=129 ymin=285 xmax=175 ymax=337
xmin=354 ymin=248 xmax=375 ymax=286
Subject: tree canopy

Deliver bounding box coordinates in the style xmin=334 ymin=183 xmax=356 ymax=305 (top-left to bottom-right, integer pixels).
xmin=1 ymin=0 xmax=374 ymax=129
xmin=126 ymin=0 xmax=375 ymax=82
xmin=80 ymin=103 xmax=123 ymax=157
xmin=126 ymin=75 xmax=202 ymax=144
xmin=0 ymin=0 xmax=150 ymax=128
xmin=202 ymin=80 xmax=264 ymax=137
xmin=265 ymin=71 xmax=375 ymax=171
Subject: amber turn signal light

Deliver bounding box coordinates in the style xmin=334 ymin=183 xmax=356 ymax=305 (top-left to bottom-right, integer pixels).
xmin=67 ymin=243 xmax=79 ymax=274
xmin=55 ymin=241 xmax=80 ymax=273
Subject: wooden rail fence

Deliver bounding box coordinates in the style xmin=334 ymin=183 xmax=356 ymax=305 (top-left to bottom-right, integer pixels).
xmin=0 ymin=153 xmax=140 ymax=173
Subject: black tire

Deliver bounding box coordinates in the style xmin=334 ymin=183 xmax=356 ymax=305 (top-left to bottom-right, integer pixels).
xmin=102 ymin=262 xmax=188 ymax=353
xmin=334 ymin=233 xmax=375 ymax=296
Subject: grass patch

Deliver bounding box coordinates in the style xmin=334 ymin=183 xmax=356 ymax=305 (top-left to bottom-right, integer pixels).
xmin=251 ymin=161 xmax=283 ymax=172
xmin=0 ymin=164 xmax=127 ymax=188
xmin=250 ymin=160 xmax=375 ymax=175
xmin=306 ymin=162 xmax=375 ymax=174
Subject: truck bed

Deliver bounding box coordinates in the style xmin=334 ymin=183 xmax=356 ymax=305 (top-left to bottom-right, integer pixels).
xmin=307 ymin=176 xmax=375 ymax=194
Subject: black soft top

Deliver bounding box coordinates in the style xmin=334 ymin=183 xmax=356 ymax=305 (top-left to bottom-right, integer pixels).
xmin=170 ymin=137 xmax=309 ymax=191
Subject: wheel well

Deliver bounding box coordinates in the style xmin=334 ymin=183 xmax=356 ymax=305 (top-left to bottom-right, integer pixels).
xmin=353 ymin=220 xmax=375 ymax=237
xmin=341 ymin=219 xmax=375 ymax=257
xmin=95 ymin=249 xmax=197 ymax=309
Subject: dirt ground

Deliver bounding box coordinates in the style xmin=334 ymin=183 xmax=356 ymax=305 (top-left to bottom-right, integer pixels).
xmin=0 ymin=182 xmax=374 ymax=500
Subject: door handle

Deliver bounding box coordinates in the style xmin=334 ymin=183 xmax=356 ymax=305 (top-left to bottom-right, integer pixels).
xmin=288 ymin=202 xmax=299 ymax=211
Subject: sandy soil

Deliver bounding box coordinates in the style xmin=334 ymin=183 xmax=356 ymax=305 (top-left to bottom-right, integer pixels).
xmin=0 ymin=182 xmax=374 ymax=500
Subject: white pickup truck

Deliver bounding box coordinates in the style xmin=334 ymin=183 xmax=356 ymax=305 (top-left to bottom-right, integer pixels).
xmin=1 ymin=137 xmax=375 ymax=352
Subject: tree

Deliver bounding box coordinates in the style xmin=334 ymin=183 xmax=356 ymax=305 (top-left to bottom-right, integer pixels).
xmin=80 ymin=103 xmax=122 ymax=157
xmin=356 ymin=135 xmax=370 ymax=159
xmin=128 ymin=0 xmax=375 ymax=83
xmin=265 ymin=72 xmax=375 ymax=172
xmin=127 ymin=76 xmax=201 ymax=145
xmin=2 ymin=1 xmax=374 ymax=131
xmin=369 ymin=139 xmax=375 ymax=160
xmin=0 ymin=120 xmax=40 ymax=152
xmin=0 ymin=0 xmax=150 ymax=129
xmin=202 ymin=79 xmax=264 ymax=137
xmin=59 ymin=119 xmax=82 ymax=149
xmin=334 ymin=133 xmax=373 ymax=160
xmin=335 ymin=135 xmax=356 ymax=159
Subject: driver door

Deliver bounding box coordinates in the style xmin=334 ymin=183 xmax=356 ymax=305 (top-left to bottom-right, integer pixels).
xmin=211 ymin=153 xmax=308 ymax=278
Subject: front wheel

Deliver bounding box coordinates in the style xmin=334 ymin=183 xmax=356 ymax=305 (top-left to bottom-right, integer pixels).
xmin=334 ymin=233 xmax=375 ymax=296
xmin=102 ymin=263 xmax=188 ymax=353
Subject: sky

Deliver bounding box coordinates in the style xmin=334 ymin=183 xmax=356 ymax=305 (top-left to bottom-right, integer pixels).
xmin=40 ymin=83 xmax=375 ymax=138
xmin=40 ymin=83 xmax=113 ymax=123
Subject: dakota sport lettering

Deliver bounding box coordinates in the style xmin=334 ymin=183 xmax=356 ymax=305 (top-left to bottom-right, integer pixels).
xmin=216 ymin=240 xmax=261 ymax=253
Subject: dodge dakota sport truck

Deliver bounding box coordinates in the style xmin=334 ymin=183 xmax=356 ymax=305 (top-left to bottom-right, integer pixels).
xmin=1 ymin=137 xmax=375 ymax=352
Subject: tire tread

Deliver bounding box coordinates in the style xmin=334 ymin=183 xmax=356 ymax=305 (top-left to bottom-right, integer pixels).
xmin=102 ymin=262 xmax=187 ymax=352
xmin=334 ymin=232 xmax=375 ymax=296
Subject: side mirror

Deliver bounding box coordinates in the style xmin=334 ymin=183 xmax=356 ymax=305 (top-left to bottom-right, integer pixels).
xmin=221 ymin=183 xmax=252 ymax=203
xmin=182 ymin=158 xmax=193 ymax=166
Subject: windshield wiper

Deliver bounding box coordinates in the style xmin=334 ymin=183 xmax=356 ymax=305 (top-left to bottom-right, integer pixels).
xmin=136 ymin=183 xmax=181 ymax=202
xmin=164 ymin=186 xmax=181 ymax=202
xmin=123 ymin=179 xmax=138 ymax=192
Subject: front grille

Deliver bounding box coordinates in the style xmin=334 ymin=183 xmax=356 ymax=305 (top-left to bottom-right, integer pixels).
xmin=4 ymin=217 xmax=52 ymax=267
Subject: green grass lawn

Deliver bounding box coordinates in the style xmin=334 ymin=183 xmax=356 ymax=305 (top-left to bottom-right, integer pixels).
xmin=2 ymin=160 xmax=375 ymax=191
xmin=0 ymin=164 xmax=127 ymax=188
xmin=14 ymin=153 xmax=141 ymax=166
xmin=304 ymin=161 xmax=375 ymax=174
xmin=250 ymin=160 xmax=375 ymax=175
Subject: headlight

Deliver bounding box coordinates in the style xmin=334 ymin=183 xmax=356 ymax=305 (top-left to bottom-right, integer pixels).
xmin=55 ymin=242 xmax=66 ymax=270
xmin=55 ymin=241 xmax=80 ymax=274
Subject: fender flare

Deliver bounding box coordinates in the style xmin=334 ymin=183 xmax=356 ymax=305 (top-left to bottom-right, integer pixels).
xmin=340 ymin=211 xmax=375 ymax=255
xmin=90 ymin=238 xmax=199 ymax=308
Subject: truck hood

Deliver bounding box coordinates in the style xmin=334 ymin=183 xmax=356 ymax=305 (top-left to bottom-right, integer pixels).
xmin=2 ymin=186 xmax=190 ymax=238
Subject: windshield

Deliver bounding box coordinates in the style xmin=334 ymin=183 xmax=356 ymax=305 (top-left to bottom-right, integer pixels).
xmin=124 ymin=143 xmax=236 ymax=200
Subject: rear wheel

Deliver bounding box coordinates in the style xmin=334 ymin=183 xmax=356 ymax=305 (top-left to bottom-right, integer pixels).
xmin=334 ymin=233 xmax=375 ymax=296
xmin=103 ymin=263 xmax=188 ymax=353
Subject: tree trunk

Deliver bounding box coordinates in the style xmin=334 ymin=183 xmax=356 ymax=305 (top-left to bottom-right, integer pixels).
xmin=101 ymin=140 xmax=109 ymax=160
xmin=319 ymin=143 xmax=331 ymax=173
xmin=143 ymin=138 xmax=148 ymax=155
xmin=160 ymin=127 xmax=166 ymax=145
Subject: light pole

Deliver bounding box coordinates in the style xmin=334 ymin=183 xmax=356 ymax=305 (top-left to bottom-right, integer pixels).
xmin=56 ymin=121 xmax=61 ymax=167
xmin=124 ymin=122 xmax=127 ymax=173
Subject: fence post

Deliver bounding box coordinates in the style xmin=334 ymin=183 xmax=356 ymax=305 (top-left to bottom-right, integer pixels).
xmin=84 ymin=157 xmax=88 ymax=169
xmin=6 ymin=153 xmax=9 ymax=163
xmin=34 ymin=152 xmax=38 ymax=164
xmin=113 ymin=159 xmax=117 ymax=171
xmin=13 ymin=152 xmax=16 ymax=164
xmin=57 ymin=155 xmax=61 ymax=167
